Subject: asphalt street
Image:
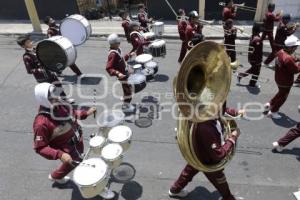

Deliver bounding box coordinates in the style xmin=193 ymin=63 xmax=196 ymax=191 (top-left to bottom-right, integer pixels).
xmin=0 ymin=35 xmax=300 ymax=200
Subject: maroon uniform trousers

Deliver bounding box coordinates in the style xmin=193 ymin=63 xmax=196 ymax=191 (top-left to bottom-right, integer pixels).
xmin=106 ymin=48 xmax=132 ymax=103
xmin=262 ymin=12 xmax=281 ymax=51
xmin=33 ymin=106 xmax=88 ymax=179
xmin=171 ymin=118 xmax=237 ymax=200
xmin=177 ymin=19 xmax=188 ymax=63
xmin=278 ymin=123 xmax=300 ymax=147
xmin=224 ymin=27 xmax=237 ymax=62
xmin=269 ymin=50 xmax=300 ymax=112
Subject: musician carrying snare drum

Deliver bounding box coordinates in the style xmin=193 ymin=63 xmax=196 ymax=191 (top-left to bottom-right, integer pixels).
xmin=106 ymin=34 xmax=136 ymax=113
xmin=129 ymin=21 xmax=151 ymax=56
xmin=44 ymin=16 xmax=83 ymax=76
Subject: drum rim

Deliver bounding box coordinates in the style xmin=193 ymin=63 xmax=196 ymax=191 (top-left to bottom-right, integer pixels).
xmin=60 ymin=15 xmax=92 ymax=46
xmin=108 ymin=125 xmax=132 ymax=142
xmin=36 ymin=36 xmax=77 ymax=70
xmin=101 ymin=143 xmax=123 ymax=160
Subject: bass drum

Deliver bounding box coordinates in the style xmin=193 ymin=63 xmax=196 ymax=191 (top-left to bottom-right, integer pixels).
xmin=36 ymin=36 xmax=76 ymax=72
xmin=127 ymin=74 xmax=146 ymax=93
xmin=60 ymin=14 xmax=92 ymax=46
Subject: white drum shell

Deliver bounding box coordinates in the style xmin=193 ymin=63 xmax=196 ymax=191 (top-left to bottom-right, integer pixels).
xmin=60 ymin=14 xmax=92 ymax=46
xmin=89 ymin=136 xmax=106 ymax=155
xmin=73 ymin=158 xmax=109 ymax=199
xmin=101 ymin=143 xmax=123 ymax=169
xmin=108 ymin=126 xmax=132 ymax=152
xmin=152 ymin=21 xmax=164 ymax=36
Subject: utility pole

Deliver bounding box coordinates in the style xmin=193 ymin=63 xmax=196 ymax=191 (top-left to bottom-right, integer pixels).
xmin=24 ymin=0 xmax=42 ymax=33
xmin=255 ymin=0 xmax=272 ymax=22
xmin=106 ymin=0 xmax=112 ymax=20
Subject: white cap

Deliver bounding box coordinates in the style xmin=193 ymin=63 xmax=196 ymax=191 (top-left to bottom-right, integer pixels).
xmin=34 ymin=83 xmax=54 ymax=108
xmin=107 ymin=33 xmax=121 ymax=45
xmin=284 ymin=35 xmax=300 ymax=47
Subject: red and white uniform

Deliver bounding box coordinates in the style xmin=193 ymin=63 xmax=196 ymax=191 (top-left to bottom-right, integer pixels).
xmin=130 ymin=31 xmax=151 ymax=55
xmin=122 ymin=19 xmax=131 ymax=42
xmin=223 ymin=26 xmax=237 ymax=62
xmin=277 ymin=123 xmax=300 ymax=148
xmin=185 ymin=22 xmax=203 ymax=50
xmin=106 ymin=48 xmax=132 ymax=103
xmin=177 ymin=17 xmax=188 ymax=63
xmin=33 ymin=105 xmax=88 ymax=179
xmin=222 ymin=7 xmax=236 ymax=21
xmin=262 ymin=11 xmax=281 ymax=50
xmin=268 ymin=50 xmax=300 ymax=112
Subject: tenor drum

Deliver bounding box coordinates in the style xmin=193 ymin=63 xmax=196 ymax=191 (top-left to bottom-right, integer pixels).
xmin=36 ymin=36 xmax=76 ymax=72
xmin=108 ymin=125 xmax=132 ymax=152
xmin=60 ymin=14 xmax=92 ymax=46
xmin=132 ymin=64 xmax=143 ymax=73
xmin=142 ymin=32 xmax=155 ymax=41
xmin=89 ymin=136 xmax=106 ymax=155
xmin=135 ymin=54 xmax=153 ymax=64
xmin=149 ymin=40 xmax=166 ymax=57
xmin=142 ymin=68 xmax=155 ymax=81
xmin=127 ymin=74 xmax=147 ymax=93
xmin=145 ymin=61 xmax=159 ymax=74
xmin=101 ymin=143 xmax=123 ymax=169
xmin=152 ymin=21 xmax=164 ymax=36
xmin=97 ymin=110 xmax=125 ymax=137
xmin=73 ymin=158 xmax=109 ymax=199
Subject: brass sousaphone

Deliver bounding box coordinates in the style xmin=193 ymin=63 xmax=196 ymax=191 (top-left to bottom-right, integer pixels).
xmin=174 ymin=41 xmax=238 ymax=172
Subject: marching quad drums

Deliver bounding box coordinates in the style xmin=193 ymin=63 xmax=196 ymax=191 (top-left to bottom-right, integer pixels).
xmin=89 ymin=135 xmax=106 ymax=155
xmin=142 ymin=32 xmax=155 ymax=41
xmin=144 ymin=61 xmax=159 ymax=75
xmin=127 ymin=73 xmax=147 ymax=93
xmin=60 ymin=14 xmax=92 ymax=46
xmin=101 ymin=143 xmax=123 ymax=169
xmin=107 ymin=125 xmax=133 ymax=152
xmin=149 ymin=40 xmax=166 ymax=57
xmin=36 ymin=36 xmax=76 ymax=72
xmin=135 ymin=54 xmax=153 ymax=64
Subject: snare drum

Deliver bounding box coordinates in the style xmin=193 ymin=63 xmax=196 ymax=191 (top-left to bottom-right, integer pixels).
xmin=36 ymin=36 xmax=76 ymax=72
xmin=108 ymin=125 xmax=132 ymax=152
xmin=127 ymin=73 xmax=147 ymax=93
xmin=101 ymin=143 xmax=123 ymax=169
xmin=152 ymin=21 xmax=164 ymax=36
xmin=135 ymin=54 xmax=153 ymax=64
xmin=97 ymin=110 xmax=125 ymax=137
xmin=60 ymin=14 xmax=92 ymax=46
xmin=73 ymin=158 xmax=109 ymax=199
xmin=149 ymin=40 xmax=166 ymax=57
xmin=142 ymin=32 xmax=155 ymax=41
xmin=145 ymin=61 xmax=159 ymax=74
xmin=89 ymin=136 xmax=106 ymax=155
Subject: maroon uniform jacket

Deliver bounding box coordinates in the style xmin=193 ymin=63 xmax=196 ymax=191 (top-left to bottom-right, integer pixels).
xmin=138 ymin=11 xmax=150 ymax=29
xmin=263 ymin=12 xmax=281 ymax=32
xmin=185 ymin=22 xmax=203 ymax=43
xmin=47 ymin=25 xmax=60 ymax=38
xmin=178 ymin=18 xmax=188 ymax=41
xmin=23 ymin=49 xmax=56 ymax=83
xmin=33 ymin=106 xmax=88 ymax=160
xmin=248 ymin=35 xmax=263 ymax=64
xmin=130 ymin=31 xmax=151 ymax=55
xmin=192 ymin=118 xmax=237 ymax=164
xmin=122 ymin=19 xmax=131 ymax=42
xmin=224 ymin=26 xmax=237 ymax=45
xmin=106 ymin=48 xmax=130 ymax=77
xmin=222 ymin=7 xmax=236 ymax=21
xmin=274 ymin=22 xmax=296 ymax=47
xmin=275 ymin=50 xmax=300 ymax=87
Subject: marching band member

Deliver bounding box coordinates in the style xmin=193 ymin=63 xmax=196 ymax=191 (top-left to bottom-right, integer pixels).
xmin=129 ymin=21 xmax=151 ymax=56
xmin=237 ymin=23 xmax=263 ymax=88
xmin=223 ymin=19 xmax=237 ymax=63
xmin=264 ymin=35 xmax=300 ymax=119
xmin=106 ymin=33 xmax=135 ymax=113
xmin=17 ymin=35 xmax=74 ymax=104
xmin=222 ymin=0 xmax=237 ymax=22
xmin=185 ymin=11 xmax=204 ymax=50
xmin=261 ymin=3 xmax=282 ymax=68
xmin=272 ymin=122 xmax=300 ymax=152
xmin=169 ymin=105 xmax=243 ymax=199
xmin=264 ymin=14 xmax=297 ymax=68
xmin=44 ymin=16 xmax=83 ymax=76
xmin=177 ymin=9 xmax=188 ymax=63
xmin=119 ymin=10 xmax=131 ymax=43
xmin=137 ymin=3 xmax=153 ymax=32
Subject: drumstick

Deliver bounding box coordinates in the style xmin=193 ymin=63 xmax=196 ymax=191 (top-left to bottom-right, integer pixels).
xmin=164 ymin=0 xmax=178 ymax=19
xmin=93 ymin=89 xmax=97 ymax=119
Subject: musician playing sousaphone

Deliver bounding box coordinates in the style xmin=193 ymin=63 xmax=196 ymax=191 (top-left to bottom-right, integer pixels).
xmin=129 ymin=21 xmax=151 ymax=56
xmin=137 ymin=3 xmax=153 ymax=32
xmin=169 ymin=41 xmax=244 ymax=199
xmin=185 ymin=11 xmax=205 ymax=50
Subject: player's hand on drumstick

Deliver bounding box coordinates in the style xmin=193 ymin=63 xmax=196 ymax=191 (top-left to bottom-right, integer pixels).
xmin=87 ymin=107 xmax=97 ymax=116
xmin=129 ymin=52 xmax=136 ymax=57
xmin=237 ymin=109 xmax=246 ymax=117
xmin=60 ymin=153 xmax=73 ymax=164
xmin=118 ymin=73 xmax=127 ymax=79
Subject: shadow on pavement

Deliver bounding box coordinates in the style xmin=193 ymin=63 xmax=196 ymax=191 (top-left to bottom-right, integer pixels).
xmin=272 ymin=147 xmax=300 ymax=161
xmin=61 ymin=75 xmax=102 ymax=85
xmin=152 ymin=74 xmax=169 ymax=82
xmin=120 ymin=181 xmax=143 ymax=200
xmin=272 ymin=113 xmax=297 ymax=128
xmin=184 ymin=186 xmax=220 ymax=200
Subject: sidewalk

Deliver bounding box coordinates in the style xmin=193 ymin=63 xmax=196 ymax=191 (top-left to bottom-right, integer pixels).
xmin=0 ymin=19 xmax=253 ymax=40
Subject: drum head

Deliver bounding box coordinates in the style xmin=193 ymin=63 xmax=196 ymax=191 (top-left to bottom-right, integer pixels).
xmin=60 ymin=15 xmax=91 ymax=46
xmin=127 ymin=74 xmax=146 ymax=84
xmin=154 ymin=21 xmax=164 ymax=26
xmin=73 ymin=158 xmax=107 ymax=186
xmin=151 ymin=40 xmax=166 ymax=47
xmin=97 ymin=110 xmax=125 ymax=127
xmin=101 ymin=143 xmax=123 ymax=160
xmin=36 ymin=40 xmax=67 ymax=72
xmin=135 ymin=54 xmax=153 ymax=64
xmin=145 ymin=61 xmax=157 ymax=68
xmin=133 ymin=64 xmax=142 ymax=70
xmin=108 ymin=126 xmax=132 ymax=143
xmin=89 ymin=136 xmax=105 ymax=148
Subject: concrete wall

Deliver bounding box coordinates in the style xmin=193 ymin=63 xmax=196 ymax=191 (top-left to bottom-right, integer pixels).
xmin=274 ymin=0 xmax=300 ymax=18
